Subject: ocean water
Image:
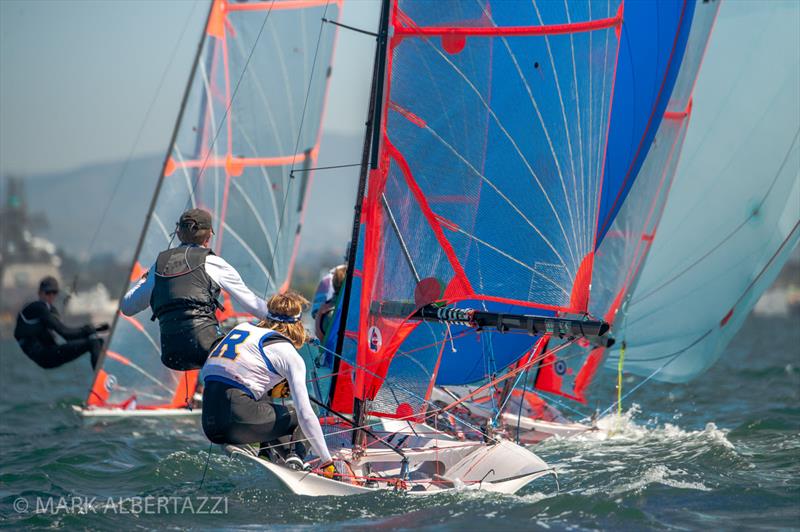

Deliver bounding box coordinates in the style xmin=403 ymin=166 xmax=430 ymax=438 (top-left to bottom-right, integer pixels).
xmin=1 ymin=313 xmax=797 ymax=530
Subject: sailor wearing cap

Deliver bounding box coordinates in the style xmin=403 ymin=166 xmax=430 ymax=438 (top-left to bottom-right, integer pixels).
xmin=120 ymin=208 xmax=269 ymax=371
xmin=14 ymin=276 xmax=109 ymax=370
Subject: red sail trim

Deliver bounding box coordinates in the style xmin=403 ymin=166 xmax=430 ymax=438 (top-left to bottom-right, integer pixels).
xmin=664 ymin=98 xmax=692 ymax=120
xmin=597 ymin=0 xmax=691 ymax=240
xmin=569 ymin=252 xmax=594 ymax=313
xmin=226 ymin=0 xmax=342 ymax=12
xmin=207 ymin=0 xmax=226 ymax=38
xmin=129 ymin=261 xmax=146 ymax=282
xmin=534 ymin=349 xmax=585 ymax=404
xmin=389 ymin=101 xmax=427 ymax=128
xmin=423 ymin=336 xmax=449 ymax=408
xmin=386 ymin=142 xmax=473 ymax=296
xmin=330 ymin=361 xmax=355 ymax=414
xmin=164 ymin=152 xmax=317 ymax=176
xmin=216 ymin=21 xmax=234 ymax=253
xmin=572 ymin=346 xmax=604 ymax=401
xmin=170 ymin=370 xmax=199 ymax=407
xmin=444 ymin=293 xmax=579 ymax=314
xmin=120 ymin=313 xmax=146 ymax=334
xmin=393 ymin=11 xmax=623 ymax=38
xmin=355 ymin=165 xmax=390 ymax=400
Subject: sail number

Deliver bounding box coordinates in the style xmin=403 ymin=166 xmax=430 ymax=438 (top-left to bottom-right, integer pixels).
xmin=209 ymin=329 xmax=250 ymax=360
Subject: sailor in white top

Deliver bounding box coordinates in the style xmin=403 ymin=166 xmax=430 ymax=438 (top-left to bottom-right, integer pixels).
xmin=120 ymin=252 xmax=268 ymax=318
xmin=119 ymin=208 xmax=269 ymax=370
xmin=200 ymin=297 xmax=334 ymax=469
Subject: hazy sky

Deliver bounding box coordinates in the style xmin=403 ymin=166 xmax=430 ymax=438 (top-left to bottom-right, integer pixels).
xmin=0 ymin=0 xmax=380 ymax=176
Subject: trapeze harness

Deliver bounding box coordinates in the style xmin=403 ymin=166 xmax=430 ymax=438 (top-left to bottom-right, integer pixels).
xmin=150 ymin=245 xmax=223 ymax=370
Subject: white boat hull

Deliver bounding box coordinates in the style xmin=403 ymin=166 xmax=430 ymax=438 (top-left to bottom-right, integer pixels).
xmin=500 ymin=413 xmax=600 ymax=443
xmin=72 ymin=404 xmax=201 ymax=419
xmin=228 ymin=435 xmax=554 ymax=497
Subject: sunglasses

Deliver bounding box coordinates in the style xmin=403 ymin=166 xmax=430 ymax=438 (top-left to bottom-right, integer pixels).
xmin=45 ymin=290 xmax=59 ymax=295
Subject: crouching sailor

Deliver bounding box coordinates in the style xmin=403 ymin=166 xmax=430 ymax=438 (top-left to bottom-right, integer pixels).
xmin=14 ymin=276 xmax=108 ymax=370
xmin=120 ymin=208 xmax=268 ymax=371
xmin=200 ymin=292 xmax=341 ymax=475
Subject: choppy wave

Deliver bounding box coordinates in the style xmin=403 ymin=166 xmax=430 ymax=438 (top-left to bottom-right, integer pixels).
xmin=1 ymin=315 xmax=799 ymax=529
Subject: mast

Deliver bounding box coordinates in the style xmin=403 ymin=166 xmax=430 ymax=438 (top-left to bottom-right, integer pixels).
xmin=87 ymin=2 xmax=215 ymax=392
xmin=329 ymin=0 xmax=392 ymax=446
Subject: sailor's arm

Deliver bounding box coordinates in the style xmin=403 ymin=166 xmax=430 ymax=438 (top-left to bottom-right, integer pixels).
xmin=204 ymin=255 xmax=268 ymax=318
xmin=275 ymin=344 xmax=333 ymax=463
xmin=42 ymin=306 xmax=93 ymax=340
xmin=120 ymin=267 xmax=154 ymax=316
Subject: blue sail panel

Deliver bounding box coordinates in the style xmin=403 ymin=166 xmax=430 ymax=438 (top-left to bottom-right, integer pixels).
xmin=596 ymin=0 xmax=695 ymax=246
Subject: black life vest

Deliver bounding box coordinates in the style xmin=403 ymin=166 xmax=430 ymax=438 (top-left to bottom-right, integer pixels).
xmin=150 ymin=245 xmax=222 ymax=324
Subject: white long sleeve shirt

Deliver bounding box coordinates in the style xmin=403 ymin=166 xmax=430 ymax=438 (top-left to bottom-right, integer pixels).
xmin=201 ymin=322 xmax=333 ymax=462
xmin=120 ymin=249 xmax=268 ymax=319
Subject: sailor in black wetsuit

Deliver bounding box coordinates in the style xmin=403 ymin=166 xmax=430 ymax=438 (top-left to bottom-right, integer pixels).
xmin=14 ymin=276 xmax=108 ymax=370
xmin=120 ymin=209 xmax=269 ymax=371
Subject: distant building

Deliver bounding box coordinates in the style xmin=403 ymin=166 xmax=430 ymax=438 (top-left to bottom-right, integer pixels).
xmin=0 ymin=176 xmax=61 ymax=336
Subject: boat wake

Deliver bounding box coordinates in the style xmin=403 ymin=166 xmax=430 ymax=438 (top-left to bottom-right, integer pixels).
xmin=527 ymin=404 xmax=741 ymax=498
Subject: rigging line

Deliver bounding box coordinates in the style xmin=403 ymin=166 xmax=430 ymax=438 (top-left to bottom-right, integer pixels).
xmin=105 ymin=351 xmax=175 ymax=395
xmin=311 ymin=340 xmax=505 ymax=439
xmin=80 ymin=1 xmax=202 ymax=265
xmin=307 ymin=396 xmax=407 ymax=458
xmin=184 ymin=1 xmax=277 ymax=209
xmin=173 ymin=147 xmax=199 ymax=209
xmin=598 ymin=339 xmax=693 ymax=419
xmin=289 ymin=162 xmax=362 ymax=175
xmin=632 ymin=128 xmax=800 ymax=307
xmin=493 ymin=367 xmax=526 ymax=424
xmin=530 ymin=388 xmax=590 ymax=420
xmin=227 ymin=19 xmax=288 ymax=156
xmin=198 ymin=442 xmax=213 ymax=490
xmin=289 ymin=1 xmax=332 ymax=173
xmin=262 ymin=0 xmax=333 ymax=297
xmin=322 ymin=18 xmax=378 ymax=38
xmin=231 ymin=123 xmax=282 ymax=228
xmin=381 ymin=194 xmax=421 ymax=282
xmin=616 ymin=340 xmax=626 ymax=417
xmin=515 ymin=365 xmax=531 ymax=444
xmin=627 ymin=220 xmax=800 ymax=346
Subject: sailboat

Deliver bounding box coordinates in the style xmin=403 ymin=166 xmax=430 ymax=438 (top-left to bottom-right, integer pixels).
xmin=74 ymin=0 xmax=340 ymax=418
xmin=227 ymin=0 xmax=713 ymax=495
